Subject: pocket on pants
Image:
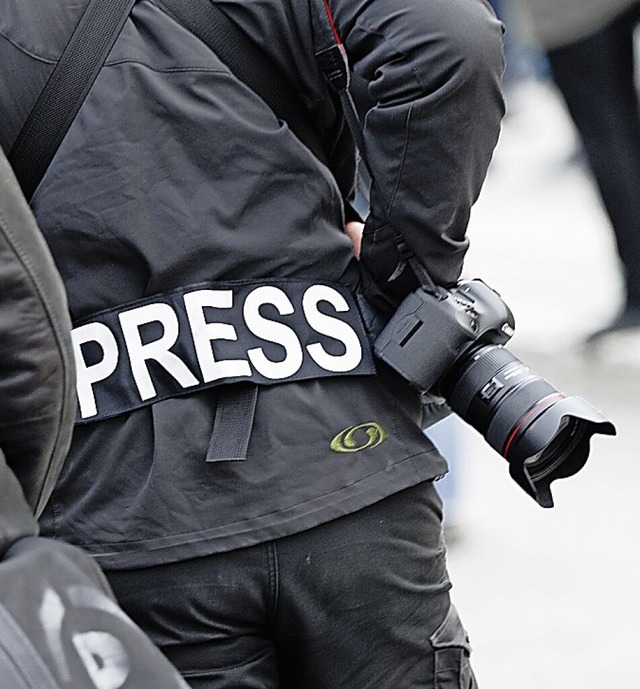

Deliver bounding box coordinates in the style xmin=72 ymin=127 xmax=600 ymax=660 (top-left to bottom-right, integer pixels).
xmin=429 ymin=604 xmax=478 ymax=689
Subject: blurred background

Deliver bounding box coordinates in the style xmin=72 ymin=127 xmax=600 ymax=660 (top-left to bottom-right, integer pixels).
xmin=429 ymin=2 xmax=640 ymax=687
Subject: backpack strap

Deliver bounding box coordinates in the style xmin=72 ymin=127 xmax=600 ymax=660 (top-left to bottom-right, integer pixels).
xmin=8 ymin=0 xmax=138 ymax=201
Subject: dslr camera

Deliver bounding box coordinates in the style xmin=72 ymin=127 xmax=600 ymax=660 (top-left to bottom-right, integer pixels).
xmin=374 ymin=279 xmax=616 ymax=507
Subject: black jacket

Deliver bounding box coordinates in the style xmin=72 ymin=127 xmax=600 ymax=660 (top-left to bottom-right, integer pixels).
xmin=0 ymin=0 xmax=504 ymax=568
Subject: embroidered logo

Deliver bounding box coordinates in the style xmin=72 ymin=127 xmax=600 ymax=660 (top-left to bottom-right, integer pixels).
xmin=330 ymin=422 xmax=388 ymax=453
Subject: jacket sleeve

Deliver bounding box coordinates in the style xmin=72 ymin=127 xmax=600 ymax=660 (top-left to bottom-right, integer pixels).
xmin=327 ymin=0 xmax=505 ymax=309
xmin=0 ymin=149 xmax=76 ymax=518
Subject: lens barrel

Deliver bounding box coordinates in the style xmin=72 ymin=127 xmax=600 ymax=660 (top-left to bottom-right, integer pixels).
xmin=441 ymin=344 xmax=616 ymax=507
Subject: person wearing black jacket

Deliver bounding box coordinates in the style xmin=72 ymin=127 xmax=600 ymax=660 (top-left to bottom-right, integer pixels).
xmin=0 ymin=1 xmax=504 ymax=686
xmin=0 ymin=148 xmax=189 ymax=689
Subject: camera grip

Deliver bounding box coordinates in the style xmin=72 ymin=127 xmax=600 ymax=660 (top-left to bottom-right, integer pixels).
xmin=374 ymin=290 xmax=473 ymax=393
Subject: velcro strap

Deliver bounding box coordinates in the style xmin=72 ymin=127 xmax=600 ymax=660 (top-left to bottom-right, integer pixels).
xmin=71 ymin=278 xmax=376 ymax=423
xmin=206 ymin=383 xmax=259 ymax=462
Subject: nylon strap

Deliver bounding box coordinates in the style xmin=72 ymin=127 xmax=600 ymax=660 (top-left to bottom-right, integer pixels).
xmin=8 ymin=0 xmax=137 ymax=201
xmin=309 ymin=0 xmax=371 ymax=178
xmin=206 ymin=384 xmax=259 ymax=462
xmin=311 ymin=0 xmax=439 ymax=290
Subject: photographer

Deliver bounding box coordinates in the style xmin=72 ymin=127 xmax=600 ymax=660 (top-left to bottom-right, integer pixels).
xmin=0 ymin=1 xmax=504 ymax=686
xmin=0 ymin=149 xmax=188 ymax=688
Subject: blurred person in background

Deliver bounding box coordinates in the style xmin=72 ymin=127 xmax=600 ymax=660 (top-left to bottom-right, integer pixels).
xmin=519 ymin=0 xmax=640 ymax=343
xmin=0 ymin=149 xmax=188 ymax=689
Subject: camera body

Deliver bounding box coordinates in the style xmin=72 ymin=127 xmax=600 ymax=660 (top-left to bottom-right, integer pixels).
xmin=374 ymin=279 xmax=615 ymax=508
xmin=374 ymin=279 xmax=514 ymax=394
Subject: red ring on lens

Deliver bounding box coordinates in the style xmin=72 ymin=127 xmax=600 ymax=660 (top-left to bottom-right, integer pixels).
xmin=502 ymin=392 xmax=566 ymax=458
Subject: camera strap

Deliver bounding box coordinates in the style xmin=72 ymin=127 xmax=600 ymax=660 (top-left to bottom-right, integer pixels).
xmin=309 ymin=1 xmax=440 ymax=294
xmin=310 ymin=2 xmax=364 ymax=155
xmin=309 ymin=0 xmax=372 ymax=183
xmin=395 ymin=239 xmax=439 ymax=295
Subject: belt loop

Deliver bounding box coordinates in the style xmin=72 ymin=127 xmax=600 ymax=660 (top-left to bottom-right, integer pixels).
xmin=206 ymin=383 xmax=259 ymax=462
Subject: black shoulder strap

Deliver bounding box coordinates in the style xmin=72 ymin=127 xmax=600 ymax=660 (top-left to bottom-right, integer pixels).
xmin=309 ymin=0 xmax=368 ymax=170
xmin=8 ymin=0 xmax=138 ymax=201
xmin=308 ymin=0 xmax=372 ymax=218
xmin=154 ymin=0 xmax=328 ymax=164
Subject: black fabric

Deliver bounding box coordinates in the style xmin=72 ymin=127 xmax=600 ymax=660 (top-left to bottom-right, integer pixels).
xmin=155 ymin=0 xmax=328 ymax=164
xmin=0 ymin=146 xmax=187 ymax=689
xmin=106 ymin=482 xmax=477 ymax=689
xmin=55 ymin=371 xmax=447 ymax=568
xmin=0 ymin=450 xmax=38 ymax=561
xmin=8 ymin=0 xmax=138 ymax=201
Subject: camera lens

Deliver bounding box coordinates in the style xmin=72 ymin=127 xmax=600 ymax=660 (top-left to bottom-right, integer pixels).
xmin=440 ymin=344 xmax=616 ymax=507
xmin=522 ymin=417 xmax=587 ymax=481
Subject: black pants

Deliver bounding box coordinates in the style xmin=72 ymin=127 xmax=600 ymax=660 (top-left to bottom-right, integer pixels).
xmin=548 ymin=4 xmax=640 ymax=305
xmin=106 ymin=482 xmax=477 ymax=688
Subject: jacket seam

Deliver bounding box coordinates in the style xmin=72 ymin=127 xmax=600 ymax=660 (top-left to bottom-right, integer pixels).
xmin=102 ymin=58 xmax=228 ymax=75
xmin=0 ymin=29 xmax=56 ymax=64
xmin=0 ymin=32 xmax=231 ymax=77
xmin=67 ymin=449 xmax=440 ymax=551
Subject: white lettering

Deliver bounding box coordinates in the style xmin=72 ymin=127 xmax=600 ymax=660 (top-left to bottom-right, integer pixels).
xmin=72 ymin=323 xmax=119 ymax=419
xmin=40 ymin=588 xmax=72 ymax=682
xmin=119 ymin=303 xmax=199 ymax=401
xmin=72 ymin=632 xmax=130 ymax=689
xmin=244 ymin=286 xmax=303 ymax=380
xmin=303 ymin=285 xmax=362 ymax=372
xmin=183 ymin=289 xmax=251 ymax=382
xmin=70 ymin=283 xmax=367 ymax=419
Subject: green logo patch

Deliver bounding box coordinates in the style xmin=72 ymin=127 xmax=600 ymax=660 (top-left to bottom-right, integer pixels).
xmin=330 ymin=422 xmax=388 ymax=453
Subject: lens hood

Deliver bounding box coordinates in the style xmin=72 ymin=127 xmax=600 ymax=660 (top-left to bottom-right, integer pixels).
xmin=503 ymin=396 xmax=616 ymax=507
